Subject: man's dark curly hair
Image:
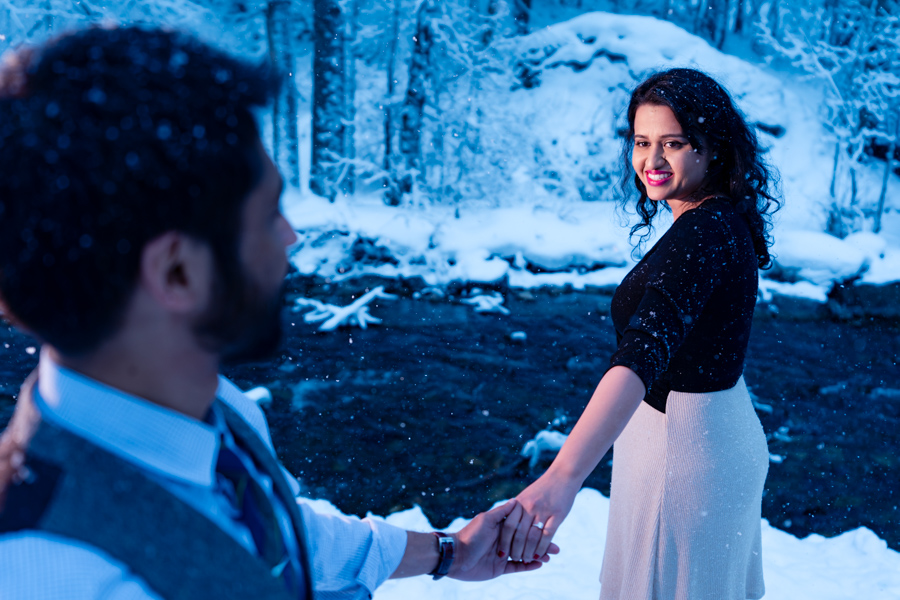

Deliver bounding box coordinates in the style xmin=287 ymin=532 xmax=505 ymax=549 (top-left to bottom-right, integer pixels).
xmin=0 ymin=26 xmax=278 ymax=356
xmin=620 ymin=68 xmax=781 ymax=269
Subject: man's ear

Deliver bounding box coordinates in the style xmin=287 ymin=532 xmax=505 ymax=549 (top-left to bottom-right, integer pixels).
xmin=138 ymin=232 xmax=213 ymax=314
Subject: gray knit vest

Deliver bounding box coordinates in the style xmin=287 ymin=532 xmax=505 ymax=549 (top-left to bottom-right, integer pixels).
xmin=0 ymin=399 xmax=314 ymax=600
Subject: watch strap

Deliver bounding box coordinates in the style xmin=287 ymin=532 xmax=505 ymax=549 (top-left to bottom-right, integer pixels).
xmin=429 ymin=532 xmax=455 ymax=580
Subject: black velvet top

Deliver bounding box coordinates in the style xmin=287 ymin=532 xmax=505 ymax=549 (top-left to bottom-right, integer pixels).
xmin=609 ymin=200 xmax=758 ymax=413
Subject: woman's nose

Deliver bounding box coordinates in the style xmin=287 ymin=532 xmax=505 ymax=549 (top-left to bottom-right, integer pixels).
xmin=647 ymin=145 xmax=667 ymax=168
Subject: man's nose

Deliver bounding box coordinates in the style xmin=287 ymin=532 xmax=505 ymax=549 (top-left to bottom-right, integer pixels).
xmin=278 ymin=214 xmax=298 ymax=248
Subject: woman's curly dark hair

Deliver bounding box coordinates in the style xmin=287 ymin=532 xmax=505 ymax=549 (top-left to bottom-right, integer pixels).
xmin=620 ymin=68 xmax=781 ymax=269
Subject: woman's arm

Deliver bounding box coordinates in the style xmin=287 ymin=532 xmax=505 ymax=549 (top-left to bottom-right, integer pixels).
xmin=501 ymin=365 xmax=646 ymax=562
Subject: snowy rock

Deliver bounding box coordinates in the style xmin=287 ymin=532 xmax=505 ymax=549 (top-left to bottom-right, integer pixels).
xmin=844 ymin=232 xmax=888 ymax=264
xmin=565 ymin=355 xmax=608 ymax=375
xmin=521 ymin=429 xmax=568 ymax=469
xmin=461 ymin=292 xmax=510 ymax=315
xmin=294 ymin=286 xmax=398 ymax=331
xmin=758 ymin=278 xmax=829 ymax=304
xmin=772 ymin=230 xmax=867 ymax=286
xmin=244 ymin=386 xmax=272 ymax=408
xmin=412 ymin=286 xmax=445 ymax=301
xmin=508 ymin=331 xmax=527 ymax=343
xmin=349 ymin=236 xmax=399 ymax=266
xmin=450 ymin=250 xmax=510 ymax=284
xmin=860 ymin=248 xmax=900 ymax=285
xmin=869 ymin=388 xmax=900 ymax=400
xmin=830 ymin=281 xmax=900 ymax=320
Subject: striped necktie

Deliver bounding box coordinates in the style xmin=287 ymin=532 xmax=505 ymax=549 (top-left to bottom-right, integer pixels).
xmin=215 ymin=430 xmax=301 ymax=597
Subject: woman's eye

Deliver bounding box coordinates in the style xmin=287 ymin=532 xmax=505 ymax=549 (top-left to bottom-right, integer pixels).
xmin=666 ymin=141 xmax=683 ymax=149
xmin=634 ymin=141 xmax=649 ymax=147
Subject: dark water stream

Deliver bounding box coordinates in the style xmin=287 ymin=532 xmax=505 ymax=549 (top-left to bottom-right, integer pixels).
xmin=1 ymin=279 xmax=898 ymax=551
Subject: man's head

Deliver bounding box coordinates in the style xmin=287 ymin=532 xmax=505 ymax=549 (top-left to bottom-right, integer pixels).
xmin=0 ymin=26 xmax=286 ymax=359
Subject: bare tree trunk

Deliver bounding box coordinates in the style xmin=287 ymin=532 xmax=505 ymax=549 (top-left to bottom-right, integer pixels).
xmin=43 ymin=0 xmax=53 ymax=34
xmin=311 ymin=0 xmax=352 ymax=200
xmin=830 ymin=141 xmax=840 ymax=198
xmin=823 ymin=0 xmax=838 ymax=44
xmin=715 ymin=0 xmax=729 ymax=47
xmin=383 ymin=0 xmax=402 ymax=205
xmin=661 ymin=0 xmax=673 ymax=20
xmin=396 ymin=0 xmax=440 ymax=193
xmin=768 ymin=0 xmax=781 ymax=43
xmin=513 ymin=0 xmax=532 ymax=35
xmin=341 ymin=0 xmax=360 ymax=195
xmin=693 ymin=0 xmax=705 ymax=33
xmin=267 ymin=0 xmax=301 ymax=189
xmin=481 ymin=0 xmax=501 ymax=47
xmin=734 ymin=0 xmax=746 ymax=33
xmin=874 ymin=112 xmax=898 ymax=234
xmin=698 ymin=0 xmax=728 ymax=48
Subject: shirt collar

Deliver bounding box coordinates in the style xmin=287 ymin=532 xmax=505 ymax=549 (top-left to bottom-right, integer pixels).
xmin=34 ymin=348 xmax=220 ymax=488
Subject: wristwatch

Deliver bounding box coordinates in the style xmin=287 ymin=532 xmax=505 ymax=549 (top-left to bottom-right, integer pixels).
xmin=429 ymin=532 xmax=455 ymax=580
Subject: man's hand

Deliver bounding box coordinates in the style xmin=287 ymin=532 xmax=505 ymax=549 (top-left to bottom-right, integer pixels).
xmin=449 ymin=498 xmax=560 ymax=581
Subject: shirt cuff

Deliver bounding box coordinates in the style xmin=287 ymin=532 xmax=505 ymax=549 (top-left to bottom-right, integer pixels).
xmin=358 ymin=518 xmax=408 ymax=587
xmin=297 ymin=500 xmax=408 ymax=598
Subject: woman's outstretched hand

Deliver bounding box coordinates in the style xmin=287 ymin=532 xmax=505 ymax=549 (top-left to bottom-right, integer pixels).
xmin=500 ymin=470 xmax=579 ymax=564
xmin=450 ymin=498 xmax=560 ymax=581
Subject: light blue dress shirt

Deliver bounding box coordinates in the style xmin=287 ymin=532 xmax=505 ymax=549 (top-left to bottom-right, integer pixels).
xmin=0 ymin=350 xmax=407 ymax=599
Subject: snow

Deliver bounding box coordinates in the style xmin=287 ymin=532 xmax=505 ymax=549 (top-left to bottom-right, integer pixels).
xmin=283 ymin=11 xmax=900 ymax=299
xmin=297 ymin=490 xmax=900 ymax=600
xmin=772 ymin=230 xmax=867 ymax=285
xmin=862 ymin=249 xmax=900 ymax=285
xmin=758 ymin=277 xmax=828 ymax=304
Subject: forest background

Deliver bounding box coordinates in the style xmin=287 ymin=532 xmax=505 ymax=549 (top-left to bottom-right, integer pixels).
xmin=2 ymin=0 xmax=898 ymax=239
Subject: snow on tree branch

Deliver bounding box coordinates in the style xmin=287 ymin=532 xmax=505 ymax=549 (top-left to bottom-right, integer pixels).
xmin=294 ymin=286 xmax=398 ymax=331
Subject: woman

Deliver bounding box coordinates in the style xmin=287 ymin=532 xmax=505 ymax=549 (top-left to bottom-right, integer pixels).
xmin=500 ymin=68 xmax=780 ymax=599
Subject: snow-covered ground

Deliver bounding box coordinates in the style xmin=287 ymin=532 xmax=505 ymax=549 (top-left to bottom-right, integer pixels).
xmin=302 ymin=490 xmax=900 ymax=599
xmin=283 ymin=12 xmax=900 ymax=301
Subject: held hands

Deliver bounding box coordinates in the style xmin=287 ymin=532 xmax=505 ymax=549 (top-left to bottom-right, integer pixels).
xmin=499 ymin=471 xmax=579 ymax=564
xmin=449 ymin=498 xmax=560 ymax=581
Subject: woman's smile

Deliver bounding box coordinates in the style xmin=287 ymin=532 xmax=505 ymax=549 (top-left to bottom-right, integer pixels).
xmin=645 ymin=170 xmax=673 ymax=186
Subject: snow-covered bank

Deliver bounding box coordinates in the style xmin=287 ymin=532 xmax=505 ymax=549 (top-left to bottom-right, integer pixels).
xmin=285 ymin=189 xmax=900 ymax=307
xmin=284 ymin=11 xmax=900 ymax=303
xmin=302 ymin=489 xmax=900 ymax=599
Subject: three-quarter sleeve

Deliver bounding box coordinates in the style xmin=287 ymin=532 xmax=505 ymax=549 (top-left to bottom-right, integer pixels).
xmin=609 ymin=211 xmax=731 ymax=390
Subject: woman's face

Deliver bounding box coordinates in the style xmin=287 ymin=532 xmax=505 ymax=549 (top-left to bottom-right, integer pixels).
xmin=631 ymin=103 xmax=711 ymax=203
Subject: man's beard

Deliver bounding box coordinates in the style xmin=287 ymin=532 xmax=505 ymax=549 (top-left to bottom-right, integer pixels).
xmin=192 ymin=262 xmax=285 ymax=366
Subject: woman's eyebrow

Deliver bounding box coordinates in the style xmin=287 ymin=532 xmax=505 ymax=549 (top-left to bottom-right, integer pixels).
xmin=634 ymin=133 xmax=689 ymax=139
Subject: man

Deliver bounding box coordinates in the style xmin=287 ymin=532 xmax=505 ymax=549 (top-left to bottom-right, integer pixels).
xmin=0 ymin=26 xmax=555 ymax=599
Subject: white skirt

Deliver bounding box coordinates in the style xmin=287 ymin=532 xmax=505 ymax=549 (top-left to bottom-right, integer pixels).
xmin=599 ymin=377 xmax=768 ymax=600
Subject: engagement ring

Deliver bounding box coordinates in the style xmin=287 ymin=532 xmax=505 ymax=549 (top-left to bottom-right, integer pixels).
xmin=532 ymin=521 xmax=545 ymax=529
